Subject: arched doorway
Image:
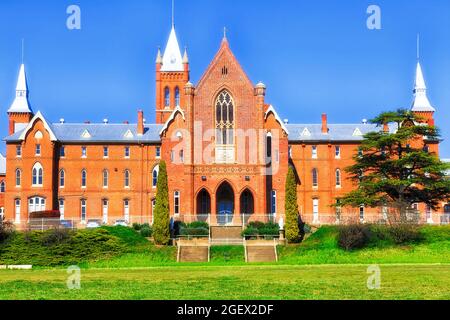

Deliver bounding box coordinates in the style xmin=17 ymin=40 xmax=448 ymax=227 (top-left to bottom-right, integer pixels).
xmin=240 ymin=189 xmax=255 ymax=225
xmin=216 ymin=182 xmax=234 ymax=225
xmin=196 ymin=189 xmax=211 ymax=222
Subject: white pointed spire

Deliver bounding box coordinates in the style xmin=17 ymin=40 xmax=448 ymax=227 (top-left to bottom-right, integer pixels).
xmin=160 ymin=26 xmax=184 ymax=72
xmin=8 ymin=64 xmax=33 ymax=113
xmin=183 ymin=47 xmax=189 ymax=64
xmin=411 ymin=62 xmax=435 ymax=112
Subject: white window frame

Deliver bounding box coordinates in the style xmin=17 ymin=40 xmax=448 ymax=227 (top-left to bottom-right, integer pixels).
xmin=312 ymin=145 xmax=318 ymax=159
xmin=15 ymin=199 xmax=21 ymax=223
xmin=81 ymin=170 xmax=87 ymax=188
xmin=312 ymin=168 xmax=318 ymax=189
xmin=103 ymin=170 xmax=109 ymax=189
xmin=16 ymin=145 xmax=22 ymax=157
xmin=81 ymin=146 xmax=87 ymax=158
xmin=335 ymin=169 xmax=342 ymax=188
xmin=124 ymin=146 xmax=130 ymax=159
xmin=0 ymin=181 xmax=5 ymax=193
xmin=124 ymin=199 xmax=130 ymax=222
xmin=59 ymin=170 xmax=65 ymax=188
xmin=28 ymin=196 xmax=46 ymax=214
xmin=155 ymin=146 xmax=161 ymax=158
xmin=35 ymin=144 xmax=41 ymax=156
xmin=81 ymin=199 xmax=87 ymax=223
xmin=174 ymin=191 xmax=180 ymax=216
xmin=60 ymin=146 xmax=66 ymax=158
xmin=313 ymin=198 xmax=319 ymax=223
xmin=0 ymin=207 xmax=4 ymax=220
xmin=175 ymin=87 xmax=180 ymax=106
xmin=15 ymin=169 xmax=21 ymax=187
xmin=124 ymin=170 xmax=131 ymax=188
xmin=32 ymin=163 xmax=44 ymax=187
xmin=335 ymin=146 xmax=341 ymax=159
xmin=103 ymin=146 xmax=109 ymax=158
xmin=152 ymin=165 xmax=159 ymax=188
xmin=271 ymin=190 xmax=277 ymax=215
xmin=59 ymin=199 xmax=65 ymax=220
xmin=426 ymin=205 xmax=433 ymax=224
xmin=102 ymin=199 xmax=109 ymax=224
xmin=359 ymin=205 xmax=365 ymax=223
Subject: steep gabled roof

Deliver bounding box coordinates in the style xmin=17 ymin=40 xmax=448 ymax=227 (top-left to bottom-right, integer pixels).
xmin=196 ymin=37 xmax=253 ymax=91
xmin=159 ymin=106 xmax=185 ymax=135
xmin=18 ymin=111 xmax=57 ymax=141
xmin=264 ymin=105 xmax=289 ymax=134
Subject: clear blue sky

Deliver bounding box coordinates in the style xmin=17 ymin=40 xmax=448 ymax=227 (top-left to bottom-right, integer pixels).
xmin=1 ymin=0 xmax=449 ymax=157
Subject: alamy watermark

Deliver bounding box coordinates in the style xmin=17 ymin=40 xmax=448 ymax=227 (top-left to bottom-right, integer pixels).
xmin=67 ymin=5 xmax=81 ymax=30
xmin=367 ymin=265 xmax=381 ymax=290
xmin=67 ymin=265 xmax=81 ymax=290
xmin=367 ymin=5 xmax=381 ymax=30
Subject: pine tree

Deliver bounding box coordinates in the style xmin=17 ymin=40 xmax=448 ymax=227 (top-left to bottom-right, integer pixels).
xmin=285 ymin=166 xmax=300 ymax=243
xmin=153 ymin=161 xmax=170 ymax=245
xmin=338 ymin=109 xmax=450 ymax=222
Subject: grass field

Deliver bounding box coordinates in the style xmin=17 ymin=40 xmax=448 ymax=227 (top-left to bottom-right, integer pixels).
xmin=1 ymin=225 xmax=449 ymax=300
xmin=0 ymin=264 xmax=449 ymax=300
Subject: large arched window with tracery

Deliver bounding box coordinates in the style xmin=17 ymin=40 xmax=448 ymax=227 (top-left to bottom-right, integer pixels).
xmin=215 ymin=90 xmax=235 ymax=146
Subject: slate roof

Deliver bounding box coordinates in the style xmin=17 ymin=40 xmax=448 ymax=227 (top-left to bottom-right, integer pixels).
xmin=4 ymin=123 xmax=163 ymax=144
xmin=286 ymin=123 xmax=396 ymax=142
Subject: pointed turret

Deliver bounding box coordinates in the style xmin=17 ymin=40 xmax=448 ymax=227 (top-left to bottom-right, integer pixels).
xmin=411 ymin=62 xmax=435 ymax=112
xmin=182 ymin=47 xmax=189 ymax=64
xmin=8 ymin=64 xmax=33 ymax=114
xmin=156 ymin=47 xmax=163 ymax=64
xmin=160 ymin=26 xmax=184 ymax=72
xmin=7 ymin=64 xmax=34 ymax=135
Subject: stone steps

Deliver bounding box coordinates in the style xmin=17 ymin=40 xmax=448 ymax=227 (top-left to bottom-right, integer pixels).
xmin=245 ymin=245 xmax=278 ymax=263
xmin=178 ymin=246 xmax=209 ymax=263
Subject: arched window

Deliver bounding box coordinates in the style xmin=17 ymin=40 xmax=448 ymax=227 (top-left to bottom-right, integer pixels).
xmin=59 ymin=170 xmax=65 ymax=188
xmin=174 ymin=191 xmax=180 ymax=215
xmin=124 ymin=170 xmax=130 ymax=188
xmin=103 ymin=170 xmax=108 ymax=188
xmin=312 ymin=168 xmax=318 ymax=188
xmin=152 ymin=165 xmax=159 ymax=188
xmin=0 ymin=181 xmax=5 ymax=193
xmin=32 ymin=163 xmax=43 ymax=186
xmin=81 ymin=169 xmax=87 ymax=188
xmin=336 ymin=169 xmax=341 ymax=187
xmin=15 ymin=169 xmax=21 ymax=187
xmin=164 ymin=87 xmax=170 ymax=107
xmin=215 ymin=90 xmax=235 ymax=145
xmin=175 ymin=87 xmax=180 ymax=106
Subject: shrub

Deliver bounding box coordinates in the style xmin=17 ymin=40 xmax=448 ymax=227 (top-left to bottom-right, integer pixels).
xmin=153 ymin=161 xmax=170 ymax=245
xmin=187 ymin=221 xmax=209 ymax=229
xmin=338 ymin=224 xmax=372 ymax=251
xmin=285 ymin=167 xmax=300 ymax=243
xmin=242 ymin=227 xmax=259 ymax=238
xmin=140 ymin=226 xmax=153 ymax=238
xmin=387 ymin=224 xmax=424 ymax=244
xmin=40 ymin=228 xmax=72 ymax=247
xmin=242 ymin=222 xmax=280 ymax=238
xmin=132 ymin=223 xmax=142 ymax=231
xmin=0 ymin=219 xmax=15 ymax=243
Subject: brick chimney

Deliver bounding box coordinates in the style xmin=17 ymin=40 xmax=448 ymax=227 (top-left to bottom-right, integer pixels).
xmin=137 ymin=110 xmax=144 ymax=135
xmin=321 ymin=114 xmax=328 ymax=134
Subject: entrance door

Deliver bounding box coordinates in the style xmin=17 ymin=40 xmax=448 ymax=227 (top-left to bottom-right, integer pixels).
xmin=15 ymin=199 xmax=21 ymax=223
xmin=216 ymin=182 xmax=234 ymax=225
xmin=102 ymin=200 xmax=109 ymax=224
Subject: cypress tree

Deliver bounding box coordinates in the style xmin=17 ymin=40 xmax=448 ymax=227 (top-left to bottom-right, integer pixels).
xmin=285 ymin=166 xmax=300 ymax=243
xmin=153 ymin=161 xmax=170 ymax=245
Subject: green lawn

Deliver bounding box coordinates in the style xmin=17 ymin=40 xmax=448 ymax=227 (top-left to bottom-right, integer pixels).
xmin=0 ymin=264 xmax=449 ymax=300
xmin=1 ymin=225 xmax=449 ymax=300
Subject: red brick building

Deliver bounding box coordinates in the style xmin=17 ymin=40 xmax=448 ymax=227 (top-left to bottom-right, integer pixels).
xmin=2 ymin=25 xmax=448 ymax=228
